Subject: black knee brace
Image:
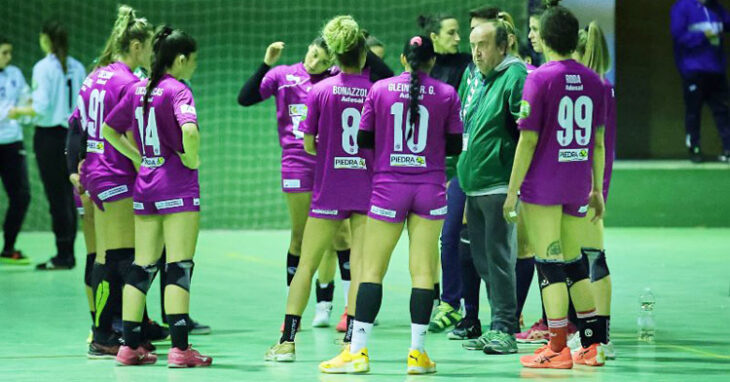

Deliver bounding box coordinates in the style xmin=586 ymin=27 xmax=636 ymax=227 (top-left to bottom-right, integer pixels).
xmin=535 ymin=260 xmax=566 ymax=290
xmin=125 ymin=263 xmax=158 ymax=294
xmin=564 ymin=255 xmax=590 ymax=288
xmin=84 ymin=253 xmax=97 ymax=287
xmin=582 ymin=248 xmax=610 ymax=282
xmin=165 ymin=260 xmax=194 ymax=292
xmin=337 ymin=249 xmax=351 ymax=281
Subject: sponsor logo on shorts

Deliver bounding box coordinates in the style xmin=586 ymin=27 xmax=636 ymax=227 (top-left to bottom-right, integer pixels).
xmin=154 ymin=198 xmax=184 ymax=210
xmin=141 ymin=156 xmax=165 ymax=168
xmin=283 ymin=179 xmax=302 ymax=189
xmin=334 ymin=157 xmax=367 ymax=170
xmin=389 ymin=154 xmax=426 ymax=168
xmin=370 ymin=205 xmax=396 ymax=218
xmin=578 ymin=204 xmax=589 ymax=214
xmin=97 ymin=185 xmax=129 ymax=201
xmin=193 ymin=198 xmax=200 ymax=206
xmin=180 ymin=104 xmax=197 ymax=115
xmin=133 ymin=202 xmax=145 ymax=210
xmin=312 ymin=208 xmax=339 ymax=216
xmin=430 ymin=206 xmax=448 ymax=216
xmin=558 ymin=148 xmax=589 ymax=162
xmin=86 ymin=139 xmax=104 ymax=154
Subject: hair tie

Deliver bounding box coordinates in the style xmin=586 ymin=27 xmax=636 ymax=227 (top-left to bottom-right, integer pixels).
xmin=409 ymin=36 xmax=423 ymax=47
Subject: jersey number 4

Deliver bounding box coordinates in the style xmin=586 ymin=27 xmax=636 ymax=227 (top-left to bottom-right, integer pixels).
xmin=557 ymin=95 xmax=592 ymax=147
xmin=135 ymin=107 xmax=161 ymax=156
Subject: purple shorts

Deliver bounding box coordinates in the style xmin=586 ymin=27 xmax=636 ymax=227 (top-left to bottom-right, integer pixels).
xmin=368 ymin=182 xmax=447 ymax=223
xmin=88 ymin=183 xmax=134 ymax=211
xmin=561 ymin=202 xmax=590 ymax=218
xmin=281 ymin=167 xmax=314 ymax=193
xmin=73 ymin=190 xmax=85 ymax=216
xmin=308 ymin=206 xmax=366 ymax=220
xmin=133 ymin=197 xmax=201 ymax=215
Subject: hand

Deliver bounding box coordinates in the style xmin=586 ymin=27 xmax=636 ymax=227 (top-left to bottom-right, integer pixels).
xmin=264 ymin=42 xmax=285 ymax=66
xmin=589 ymin=190 xmax=605 ymax=223
xmin=178 ymin=152 xmax=200 ymax=170
xmin=77 ymin=159 xmax=85 ymax=178
xmin=69 ymin=173 xmax=84 ymax=194
xmin=503 ymin=192 xmax=519 ymax=223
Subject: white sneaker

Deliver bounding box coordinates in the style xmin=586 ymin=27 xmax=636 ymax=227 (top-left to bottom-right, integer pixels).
xmin=312 ymin=301 xmax=333 ymax=327
xmin=602 ymin=341 xmax=616 ymax=359
xmin=568 ymin=331 xmax=582 ymax=353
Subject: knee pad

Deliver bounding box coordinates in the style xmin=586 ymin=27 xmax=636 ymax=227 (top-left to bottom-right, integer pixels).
xmin=582 ymin=248 xmax=610 ymax=282
xmin=125 ymin=263 xmax=158 ymax=294
xmin=84 ymin=253 xmax=97 ymax=287
xmin=535 ymin=260 xmax=566 ymax=290
xmin=337 ymin=249 xmax=351 ymax=281
xmin=106 ymin=248 xmax=135 ymax=277
xmin=165 ymin=260 xmax=194 ymax=292
xmin=564 ymin=255 xmax=590 ymax=288
xmin=90 ymin=261 xmax=106 ymax=291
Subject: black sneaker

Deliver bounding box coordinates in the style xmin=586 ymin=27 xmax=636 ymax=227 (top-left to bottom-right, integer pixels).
xmin=0 ymin=250 xmax=30 ymax=265
xmin=87 ymin=341 xmax=120 ymax=359
xmin=35 ymin=256 xmax=75 ymax=270
xmin=144 ymin=319 xmax=170 ymax=342
xmin=719 ymin=150 xmax=730 ymax=163
xmin=447 ymin=318 xmax=482 ymax=340
xmin=689 ymin=147 xmax=703 ymax=163
xmin=189 ymin=318 xmax=212 ymax=335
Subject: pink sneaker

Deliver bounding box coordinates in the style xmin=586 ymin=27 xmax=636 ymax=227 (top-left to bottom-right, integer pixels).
xmin=168 ymin=346 xmax=212 ymax=368
xmin=516 ymin=319 xmax=550 ymax=344
xmin=116 ymin=345 xmax=158 ymax=366
xmin=336 ymin=309 xmax=348 ymax=332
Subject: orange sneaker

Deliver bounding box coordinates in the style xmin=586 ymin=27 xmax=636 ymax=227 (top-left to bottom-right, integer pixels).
xmin=572 ymin=343 xmax=605 ymax=367
xmin=520 ymin=344 xmax=573 ymax=369
xmin=336 ymin=310 xmax=348 ymax=332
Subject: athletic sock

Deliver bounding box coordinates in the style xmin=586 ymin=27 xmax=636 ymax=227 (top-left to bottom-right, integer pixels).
xmin=343 ymin=314 xmax=355 ymax=343
xmin=350 ymin=320 xmax=373 ymax=353
xmin=598 ymin=315 xmax=611 ymax=342
xmin=351 ymin=282 xmax=383 ymax=353
xmin=280 ymin=314 xmax=300 ymax=344
xmin=286 ymin=252 xmax=299 ymax=287
xmin=515 ymin=257 xmax=535 ymax=318
xmin=547 ymin=317 xmax=568 ymax=352
xmin=433 ymin=282 xmax=441 ymax=307
xmin=316 ymin=282 xmax=334 ymax=303
xmin=577 ymin=309 xmax=606 ymax=347
xmin=410 ymin=288 xmax=432 ymax=352
xmin=167 ymin=313 xmax=190 ymax=350
xmin=122 ymin=321 xmax=143 ymax=349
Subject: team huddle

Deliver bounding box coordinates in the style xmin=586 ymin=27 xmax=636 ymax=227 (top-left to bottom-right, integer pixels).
xmin=0 ymin=0 xmax=616 ymax=374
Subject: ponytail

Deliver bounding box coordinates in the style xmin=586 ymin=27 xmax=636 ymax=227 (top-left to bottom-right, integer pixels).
xmin=144 ymin=26 xmax=197 ymax=112
xmin=96 ymin=5 xmax=153 ymax=69
xmin=42 ymin=20 xmax=68 ymax=73
xmin=578 ymin=21 xmax=610 ymax=76
xmin=403 ymin=36 xmax=435 ymax=128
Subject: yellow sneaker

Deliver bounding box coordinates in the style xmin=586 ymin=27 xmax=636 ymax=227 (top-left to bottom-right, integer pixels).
xmin=319 ymin=345 xmax=369 ymax=374
xmin=407 ymin=348 xmax=436 ymax=375
xmin=264 ymin=341 xmax=295 ymax=362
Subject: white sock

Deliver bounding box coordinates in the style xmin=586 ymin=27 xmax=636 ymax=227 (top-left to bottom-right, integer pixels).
xmin=350 ymin=320 xmax=373 ymax=353
xmin=319 ymin=282 xmax=330 ymax=289
xmin=342 ymin=280 xmax=351 ymax=307
xmin=411 ymin=323 xmax=428 ymax=352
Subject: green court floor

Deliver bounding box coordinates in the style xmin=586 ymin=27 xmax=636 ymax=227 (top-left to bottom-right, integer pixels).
xmin=1 ymin=229 xmax=729 ymax=381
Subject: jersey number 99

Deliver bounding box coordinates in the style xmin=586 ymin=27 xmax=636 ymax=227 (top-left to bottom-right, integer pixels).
xmin=557 ymin=95 xmax=592 ymax=147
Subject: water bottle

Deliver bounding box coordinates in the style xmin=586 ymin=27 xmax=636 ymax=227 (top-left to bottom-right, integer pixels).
xmin=638 ymin=287 xmax=656 ymax=343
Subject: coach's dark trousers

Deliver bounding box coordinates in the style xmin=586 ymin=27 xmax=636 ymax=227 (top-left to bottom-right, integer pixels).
xmin=682 ymin=71 xmax=730 ymax=151
xmin=34 ymin=126 xmax=76 ymax=263
xmin=0 ymin=141 xmax=31 ymax=252
xmin=466 ymin=194 xmax=518 ymax=334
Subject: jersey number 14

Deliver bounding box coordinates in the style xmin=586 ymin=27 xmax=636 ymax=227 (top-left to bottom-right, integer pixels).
xmin=135 ymin=107 xmax=161 ymax=156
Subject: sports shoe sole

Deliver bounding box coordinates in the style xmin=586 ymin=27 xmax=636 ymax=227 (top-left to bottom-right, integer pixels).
xmin=319 ymin=362 xmax=369 ymax=374
xmin=87 ymin=353 xmax=117 ymax=360
xmin=190 ymin=327 xmax=212 ymax=335
xmin=264 ymin=353 xmax=295 ymax=362
xmin=407 ymin=367 xmax=436 ymax=375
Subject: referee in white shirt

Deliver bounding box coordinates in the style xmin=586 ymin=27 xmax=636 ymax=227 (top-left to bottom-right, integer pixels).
xmin=0 ymin=36 xmax=31 ymax=265
xmin=12 ymin=21 xmax=85 ymax=270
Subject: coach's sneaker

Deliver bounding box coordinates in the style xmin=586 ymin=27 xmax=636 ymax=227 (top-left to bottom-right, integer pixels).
xmin=168 ymin=346 xmax=212 ymax=368
xmin=264 ymin=341 xmax=295 ymax=362
xmin=407 ymin=349 xmax=436 ymax=375
xmin=572 ymin=343 xmax=605 ymax=366
xmin=483 ymin=330 xmax=518 ymax=355
xmin=462 ymin=330 xmax=496 ymax=351
xmin=690 ymin=146 xmax=703 ymax=163
xmin=88 ymin=341 xmax=120 ymax=359
xmin=336 ymin=310 xmax=348 ymax=332
xmin=516 ymin=319 xmax=549 ymax=344
xmin=428 ymin=302 xmax=462 ymax=333
xmin=319 ymin=345 xmax=369 ymax=374
xmin=520 ymin=344 xmax=573 ymax=369
xmin=144 ymin=320 xmax=170 ymax=342
xmin=116 ymin=345 xmax=158 ymax=366
xmin=448 ymin=318 xmax=482 ymax=340
xmin=312 ymin=301 xmax=333 ymax=327
xmin=602 ymin=341 xmax=616 ymax=359
xmin=188 ymin=319 xmax=212 ymax=335
xmin=0 ymin=250 xmax=30 ymax=265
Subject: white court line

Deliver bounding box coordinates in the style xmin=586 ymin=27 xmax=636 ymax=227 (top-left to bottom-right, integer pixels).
xmin=614 ymin=160 xmax=730 ymax=170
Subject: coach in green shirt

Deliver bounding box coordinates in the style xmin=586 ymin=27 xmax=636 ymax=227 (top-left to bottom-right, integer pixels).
xmin=456 ymin=20 xmax=526 ymax=354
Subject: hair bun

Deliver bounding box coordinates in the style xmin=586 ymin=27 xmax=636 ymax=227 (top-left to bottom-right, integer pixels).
xmin=409 ymin=36 xmax=423 ymax=47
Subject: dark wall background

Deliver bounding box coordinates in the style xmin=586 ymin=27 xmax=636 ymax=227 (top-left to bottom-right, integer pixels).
xmin=617 ymin=0 xmax=729 ymax=158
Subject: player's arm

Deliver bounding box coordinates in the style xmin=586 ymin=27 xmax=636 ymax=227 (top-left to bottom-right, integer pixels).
xmin=304 ymin=134 xmax=317 ymax=155
xmin=670 ymin=3 xmax=708 ymax=49
xmin=237 ymin=42 xmax=284 ymax=106
xmin=590 ymin=126 xmax=606 ymax=223
xmin=504 ymin=130 xmax=539 ymax=221
xmin=66 ymin=115 xmax=85 ymax=193
xmin=102 ymin=123 xmax=142 ymax=167
xmin=179 ymin=123 xmax=200 ymax=170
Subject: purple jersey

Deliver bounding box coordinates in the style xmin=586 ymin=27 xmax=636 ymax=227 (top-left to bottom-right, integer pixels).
xmin=260 ymin=62 xmax=331 ymax=170
xmin=518 ymin=59 xmax=606 ymax=206
xmin=105 ymin=74 xmax=199 ymax=203
xmin=298 ymin=72 xmax=373 ymax=212
xmin=360 ymin=72 xmax=463 ymax=185
xmin=603 ymin=78 xmax=616 ymax=202
xmin=72 ymin=62 xmax=139 ymax=190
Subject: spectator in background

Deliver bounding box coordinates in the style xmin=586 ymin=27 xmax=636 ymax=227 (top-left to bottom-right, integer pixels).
xmin=364 ymin=32 xmax=385 ymax=59
xmin=10 ymin=20 xmax=86 ymax=269
xmin=0 ymin=36 xmax=31 ymax=265
xmin=671 ymin=0 xmax=730 ymax=163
